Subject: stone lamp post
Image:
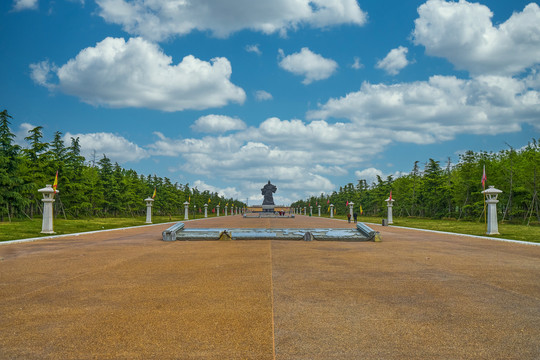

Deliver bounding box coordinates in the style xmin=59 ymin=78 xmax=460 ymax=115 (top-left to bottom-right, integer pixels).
xmin=216 ymin=204 xmax=220 ymax=217
xmin=183 ymin=201 xmax=190 ymax=220
xmin=385 ymin=197 xmax=395 ymax=225
xmin=349 ymin=202 xmax=354 ymax=218
xmin=310 ymin=205 xmax=313 ymax=216
xmin=204 ymin=203 xmax=208 ymax=218
xmin=38 ymin=184 xmax=57 ymax=234
xmin=144 ymin=197 xmax=154 ymax=224
xmin=225 ymin=205 xmax=228 ymax=216
xmin=330 ymin=204 xmax=334 ymax=218
xmin=483 ymin=186 xmax=503 ymax=235
xmin=318 ymin=205 xmax=321 ymax=217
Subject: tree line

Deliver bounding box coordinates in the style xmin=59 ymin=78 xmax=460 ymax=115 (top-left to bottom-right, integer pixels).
xmin=0 ymin=110 xmax=245 ymax=221
xmin=292 ymin=139 xmax=540 ymax=224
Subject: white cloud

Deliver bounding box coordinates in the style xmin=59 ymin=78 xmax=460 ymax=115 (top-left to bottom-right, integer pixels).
xmin=12 ymin=0 xmax=38 ymax=11
xmin=245 ymin=44 xmax=262 ymax=55
xmin=191 ymin=114 xmax=246 ymax=133
xmin=351 ymin=56 xmax=363 ymax=70
xmin=278 ymin=47 xmax=338 ymax=84
xmin=96 ymin=0 xmax=367 ymax=41
xmin=354 ymin=168 xmax=383 ymax=185
xmin=255 ymin=90 xmax=273 ymax=101
xmin=308 ymin=75 xmax=539 ymax=142
xmin=64 ymin=132 xmax=149 ymax=163
xmin=192 ymin=180 xmax=243 ymax=200
xmin=29 ymin=61 xmax=56 ymax=90
xmin=376 ymin=46 xmax=409 ymax=75
xmin=147 ymin=114 xmax=396 ymax=202
xmin=13 ymin=123 xmax=36 ymax=146
xmin=30 ymin=37 xmax=245 ymax=111
xmin=312 ymin=164 xmax=348 ymax=176
xmin=413 ymin=0 xmax=540 ymax=76
xmin=354 ymin=168 xmax=404 ymax=186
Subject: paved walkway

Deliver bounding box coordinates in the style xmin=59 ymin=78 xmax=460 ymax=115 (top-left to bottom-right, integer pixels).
xmin=1 ymin=215 xmax=539 ymax=359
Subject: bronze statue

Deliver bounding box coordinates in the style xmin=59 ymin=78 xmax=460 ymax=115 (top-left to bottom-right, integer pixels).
xmin=261 ymin=181 xmax=277 ymax=205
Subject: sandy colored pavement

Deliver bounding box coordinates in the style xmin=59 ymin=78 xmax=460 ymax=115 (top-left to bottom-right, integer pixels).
xmin=0 ymin=215 xmax=539 ymax=359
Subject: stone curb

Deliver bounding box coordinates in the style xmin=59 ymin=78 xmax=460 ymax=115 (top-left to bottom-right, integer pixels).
xmin=0 ymin=216 xmax=219 ymax=245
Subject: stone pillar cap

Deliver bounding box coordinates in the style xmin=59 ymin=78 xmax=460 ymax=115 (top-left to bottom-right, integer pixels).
xmin=38 ymin=184 xmax=59 ymax=194
xmin=482 ymin=186 xmax=502 ymax=195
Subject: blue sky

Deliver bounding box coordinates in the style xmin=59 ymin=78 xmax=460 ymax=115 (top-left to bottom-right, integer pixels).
xmin=1 ymin=0 xmax=539 ymax=205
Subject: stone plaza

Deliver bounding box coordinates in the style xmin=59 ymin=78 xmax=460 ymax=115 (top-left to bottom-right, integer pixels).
xmin=1 ymin=215 xmax=539 ymax=359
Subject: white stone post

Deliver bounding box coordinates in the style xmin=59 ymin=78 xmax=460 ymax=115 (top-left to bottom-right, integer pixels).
xmin=483 ymin=186 xmax=503 ymax=235
xmin=318 ymin=205 xmax=321 ymax=217
xmin=38 ymin=184 xmax=57 ymax=234
xmin=204 ymin=203 xmax=208 ymax=218
xmin=330 ymin=204 xmax=334 ymax=218
xmin=385 ymin=197 xmax=395 ymax=224
xmin=216 ymin=204 xmax=220 ymax=217
xmin=349 ymin=202 xmax=354 ymax=218
xmin=225 ymin=205 xmax=228 ymax=216
xmin=303 ymin=207 xmax=306 ymax=216
xmin=184 ymin=201 xmax=190 ymax=220
xmin=144 ymin=197 xmax=154 ymax=224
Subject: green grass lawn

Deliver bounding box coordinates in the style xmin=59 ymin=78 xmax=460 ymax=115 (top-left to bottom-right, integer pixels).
xmin=0 ymin=215 xmax=196 ymax=242
xmin=327 ymin=214 xmax=540 ymax=243
xmin=1 ymin=214 xmax=538 ymax=243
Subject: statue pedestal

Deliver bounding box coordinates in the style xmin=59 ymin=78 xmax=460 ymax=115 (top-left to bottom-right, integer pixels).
xmin=262 ymin=205 xmax=275 ymax=212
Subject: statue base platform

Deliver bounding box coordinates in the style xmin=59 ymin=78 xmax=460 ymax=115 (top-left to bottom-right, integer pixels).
xmin=262 ymin=205 xmax=275 ymax=212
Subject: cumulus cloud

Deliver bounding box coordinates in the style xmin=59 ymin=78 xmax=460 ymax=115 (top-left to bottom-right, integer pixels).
xmin=351 ymin=56 xmax=364 ymax=70
xmin=64 ymin=132 xmax=149 ymax=163
xmin=413 ymin=0 xmax=540 ymax=75
xmin=192 ymin=180 xmax=243 ymax=200
xmin=308 ymin=75 xmax=540 ymax=142
xmin=13 ymin=123 xmax=36 ymax=146
xmin=354 ymin=168 xmax=384 ymax=185
xmin=278 ymin=47 xmax=338 ymax=84
xmin=96 ymin=0 xmax=367 ymax=41
xmin=30 ymin=37 xmax=245 ymax=111
xmin=245 ymin=44 xmax=262 ymax=55
xmin=147 ymin=114 xmax=395 ymax=202
xmin=255 ymin=90 xmax=273 ymax=101
xmin=12 ymin=0 xmax=38 ymax=11
xmin=376 ymin=46 xmax=409 ymax=75
xmin=191 ymin=114 xmax=246 ymax=133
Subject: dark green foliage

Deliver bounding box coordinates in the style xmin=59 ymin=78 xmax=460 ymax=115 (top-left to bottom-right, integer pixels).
xmin=293 ymin=140 xmax=540 ymax=224
xmin=0 ymin=110 xmax=245 ymax=220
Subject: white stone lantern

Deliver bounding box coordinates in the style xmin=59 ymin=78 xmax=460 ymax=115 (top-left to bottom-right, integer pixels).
xmin=483 ymin=186 xmax=503 ymax=235
xmin=144 ymin=197 xmax=154 ymax=224
xmin=216 ymin=204 xmax=220 ymax=217
xmin=224 ymin=205 xmax=228 ymax=216
xmin=349 ymin=201 xmax=354 ymax=218
xmin=330 ymin=204 xmax=334 ymax=218
xmin=38 ymin=184 xmax=57 ymax=234
xmin=318 ymin=205 xmax=321 ymax=217
xmin=310 ymin=206 xmax=313 ymax=216
xmin=385 ymin=197 xmax=395 ymax=225
xmin=183 ymin=201 xmax=190 ymax=220
xmin=204 ymin=203 xmax=208 ymax=218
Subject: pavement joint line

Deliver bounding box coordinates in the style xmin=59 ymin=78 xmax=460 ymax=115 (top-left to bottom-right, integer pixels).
xmin=269 ymin=241 xmax=276 ymax=360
